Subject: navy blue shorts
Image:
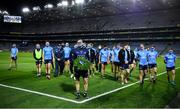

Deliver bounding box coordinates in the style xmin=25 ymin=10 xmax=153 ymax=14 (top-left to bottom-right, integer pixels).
xmin=139 ymin=65 xmax=148 ymax=70
xmin=101 ymin=62 xmax=107 ymax=65
xmin=148 ymin=64 xmax=157 ymax=69
xmin=114 ymin=62 xmax=121 ymax=66
xmin=36 ymin=60 xmax=42 ymax=65
xmin=121 ymin=64 xmax=129 ymax=70
xmin=44 ymin=59 xmax=52 ymax=64
xmin=65 ymin=58 xmax=70 ymax=61
xmin=166 ymin=66 xmax=175 ymax=71
xmin=74 ymin=70 xmax=88 ymax=81
xmin=11 ymin=56 xmax=17 ymax=60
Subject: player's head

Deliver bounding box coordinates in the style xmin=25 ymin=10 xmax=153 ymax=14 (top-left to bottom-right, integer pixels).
xmin=45 ymin=42 xmax=50 ymax=47
xmin=150 ymin=45 xmax=155 ymax=51
xmin=127 ymin=45 xmax=131 ymax=51
xmin=103 ymin=45 xmax=107 ymax=49
xmin=12 ymin=44 xmax=16 ymax=48
xmin=77 ymin=39 xmax=83 ymax=47
xmin=117 ymin=43 xmax=121 ymax=49
xmin=140 ymin=44 xmax=144 ymax=50
xmin=65 ymin=43 xmax=69 ymax=47
xmin=169 ymin=48 xmax=174 ymax=54
xmin=36 ymin=44 xmax=40 ymax=49
xmin=74 ymin=44 xmax=78 ymax=49
xmin=57 ymin=44 xmax=62 ymax=48
xmin=61 ymin=42 xmax=65 ymax=47
xmin=87 ymin=43 xmax=92 ymax=49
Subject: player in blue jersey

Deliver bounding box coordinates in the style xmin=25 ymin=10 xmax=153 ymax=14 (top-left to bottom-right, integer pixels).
xmin=72 ymin=39 xmax=90 ymax=99
xmin=113 ymin=44 xmax=121 ymax=80
xmin=63 ymin=43 xmax=72 ymax=75
xmin=42 ymin=42 xmax=54 ymax=80
xmin=137 ymin=44 xmax=149 ymax=85
xmin=164 ymin=48 xmax=176 ymax=85
xmin=99 ymin=45 xmax=110 ymax=78
xmin=8 ymin=44 xmax=18 ymax=70
xmin=147 ymin=45 xmax=158 ymax=83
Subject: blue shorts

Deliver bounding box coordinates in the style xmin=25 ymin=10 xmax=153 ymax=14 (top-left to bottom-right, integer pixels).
xmin=44 ymin=59 xmax=52 ymax=64
xmin=148 ymin=64 xmax=157 ymax=69
xmin=166 ymin=66 xmax=175 ymax=71
xmin=139 ymin=65 xmax=148 ymax=70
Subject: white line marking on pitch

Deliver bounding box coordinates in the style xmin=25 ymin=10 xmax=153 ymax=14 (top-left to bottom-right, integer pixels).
xmin=0 ymin=67 xmax=180 ymax=104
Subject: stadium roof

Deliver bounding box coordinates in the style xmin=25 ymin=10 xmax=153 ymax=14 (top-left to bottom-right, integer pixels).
xmin=0 ymin=0 xmax=180 ymax=20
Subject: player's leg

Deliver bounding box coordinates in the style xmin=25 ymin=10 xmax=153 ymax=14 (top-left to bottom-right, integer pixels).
xmin=154 ymin=66 xmax=157 ymax=81
xmin=139 ymin=67 xmax=144 ymax=85
xmin=101 ymin=63 xmax=106 ymax=78
xmin=121 ymin=69 xmax=125 ymax=85
xmin=8 ymin=58 xmax=13 ymax=70
xmin=74 ymin=71 xmax=80 ymax=99
xmin=171 ymin=69 xmax=176 ymax=85
xmin=60 ymin=61 xmax=65 ymax=75
xmin=83 ymin=70 xmax=89 ymax=98
xmin=125 ymin=68 xmax=130 ymax=83
xmin=70 ymin=61 xmax=74 ymax=78
xmin=14 ymin=57 xmax=17 ymax=69
xmin=54 ymin=60 xmax=59 ymax=77
xmin=46 ymin=62 xmax=51 ymax=79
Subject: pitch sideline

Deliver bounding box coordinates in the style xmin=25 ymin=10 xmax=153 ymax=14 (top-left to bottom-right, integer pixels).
xmin=0 ymin=67 xmax=180 ymax=104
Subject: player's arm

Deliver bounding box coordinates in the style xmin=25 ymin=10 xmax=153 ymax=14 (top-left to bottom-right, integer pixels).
xmin=52 ymin=48 xmax=55 ymax=63
xmin=98 ymin=51 xmax=101 ymax=64
xmin=42 ymin=49 xmax=44 ymax=63
xmin=107 ymin=52 xmax=110 ymax=64
xmin=164 ymin=55 xmax=167 ymax=64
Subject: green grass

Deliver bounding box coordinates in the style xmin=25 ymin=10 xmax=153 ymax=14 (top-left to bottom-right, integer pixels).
xmin=0 ymin=51 xmax=180 ymax=108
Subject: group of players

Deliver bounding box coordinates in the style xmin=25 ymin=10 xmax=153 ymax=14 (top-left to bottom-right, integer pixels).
xmin=9 ymin=40 xmax=177 ymax=99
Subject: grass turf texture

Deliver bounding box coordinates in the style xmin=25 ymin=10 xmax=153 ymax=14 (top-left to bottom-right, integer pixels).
xmin=0 ymin=51 xmax=180 ymax=108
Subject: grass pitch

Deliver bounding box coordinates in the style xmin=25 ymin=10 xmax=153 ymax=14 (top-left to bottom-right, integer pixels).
xmin=0 ymin=51 xmax=180 ymax=108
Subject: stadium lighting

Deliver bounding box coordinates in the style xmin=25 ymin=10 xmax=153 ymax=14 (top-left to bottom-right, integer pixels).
xmin=33 ymin=6 xmax=41 ymax=11
xmin=62 ymin=1 xmax=68 ymax=6
xmin=2 ymin=11 xmax=9 ymax=15
xmin=22 ymin=7 xmax=30 ymax=13
xmin=57 ymin=2 xmax=63 ymax=7
xmin=75 ymin=0 xmax=84 ymax=4
xmin=44 ymin=4 xmax=54 ymax=9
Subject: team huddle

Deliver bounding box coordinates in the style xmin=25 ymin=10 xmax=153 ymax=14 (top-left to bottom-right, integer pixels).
xmin=8 ymin=40 xmax=177 ymax=99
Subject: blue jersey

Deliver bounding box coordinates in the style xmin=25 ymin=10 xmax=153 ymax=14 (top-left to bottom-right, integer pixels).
xmin=43 ymin=46 xmax=53 ymax=60
xmin=148 ymin=50 xmax=158 ymax=64
xmin=11 ymin=47 xmax=18 ymax=57
xmin=64 ymin=47 xmax=71 ymax=58
xmin=164 ymin=53 xmax=176 ymax=67
xmin=113 ymin=48 xmax=120 ymax=62
xmin=100 ymin=49 xmax=109 ymax=62
xmin=137 ymin=49 xmax=148 ymax=65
